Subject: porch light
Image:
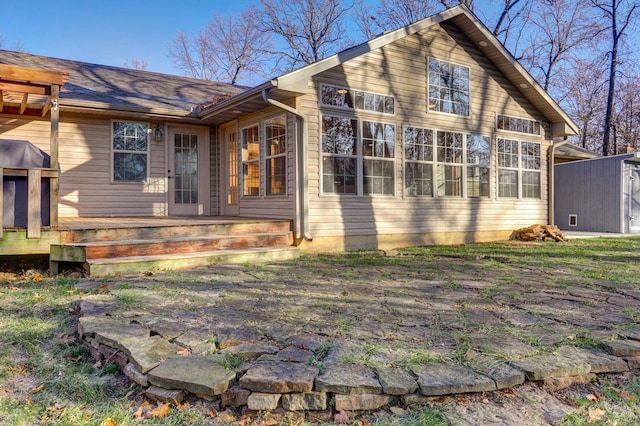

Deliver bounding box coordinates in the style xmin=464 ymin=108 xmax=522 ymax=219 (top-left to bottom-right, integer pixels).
xmin=154 ymin=124 xmax=164 ymax=142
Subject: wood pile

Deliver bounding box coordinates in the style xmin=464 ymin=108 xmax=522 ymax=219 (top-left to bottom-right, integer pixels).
xmin=511 ymin=224 xmax=569 ymax=242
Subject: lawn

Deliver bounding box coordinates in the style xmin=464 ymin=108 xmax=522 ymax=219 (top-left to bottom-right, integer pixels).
xmin=1 ymin=237 xmax=639 ymax=425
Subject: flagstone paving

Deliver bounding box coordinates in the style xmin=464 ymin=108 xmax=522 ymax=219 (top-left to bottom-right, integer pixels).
xmin=73 ymin=257 xmax=640 ymax=422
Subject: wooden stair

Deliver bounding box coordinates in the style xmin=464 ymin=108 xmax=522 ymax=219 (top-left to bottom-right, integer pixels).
xmin=49 ymin=219 xmax=298 ymax=277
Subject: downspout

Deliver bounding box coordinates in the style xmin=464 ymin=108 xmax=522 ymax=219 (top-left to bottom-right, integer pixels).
xmin=548 ymin=136 xmax=568 ymax=226
xmin=262 ymin=89 xmax=312 ymax=241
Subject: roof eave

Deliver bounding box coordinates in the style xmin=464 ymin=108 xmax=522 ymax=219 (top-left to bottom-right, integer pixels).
xmin=199 ymin=80 xmax=277 ymax=120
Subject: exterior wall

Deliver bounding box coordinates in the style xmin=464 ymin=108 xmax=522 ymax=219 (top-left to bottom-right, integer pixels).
xmin=298 ymin=22 xmax=550 ymax=249
xmin=222 ymin=106 xmax=296 ymax=220
xmin=1 ymin=113 xmax=169 ymax=217
xmin=555 ymin=154 xmax=636 ymax=233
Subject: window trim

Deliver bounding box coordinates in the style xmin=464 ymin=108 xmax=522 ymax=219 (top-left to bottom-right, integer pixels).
xmin=319 ymin=83 xmax=396 ymax=116
xmin=111 ymin=120 xmax=150 ymax=183
xmin=496 ymin=114 xmax=541 ymax=136
xmin=465 ymin=134 xmax=491 ymax=199
xmin=427 ymin=57 xmax=471 ymax=117
xmin=264 ymin=115 xmax=288 ymax=196
xmin=241 ymin=123 xmax=261 ymax=197
xmin=435 ymin=129 xmax=464 ymax=197
xmin=497 ymin=138 xmax=542 ymax=199
xmin=320 ymin=113 xmax=359 ymax=196
xmin=403 ymin=125 xmax=435 ymax=198
xmin=361 ymin=119 xmax=396 ymax=196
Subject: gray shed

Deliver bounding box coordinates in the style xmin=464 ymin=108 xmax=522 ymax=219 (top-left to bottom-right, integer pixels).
xmin=555 ymin=153 xmax=640 ymax=233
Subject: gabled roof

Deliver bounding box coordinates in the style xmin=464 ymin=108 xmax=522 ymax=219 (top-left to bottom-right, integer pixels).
xmin=0 ymin=50 xmax=245 ymax=120
xmin=201 ymin=5 xmax=578 ymax=136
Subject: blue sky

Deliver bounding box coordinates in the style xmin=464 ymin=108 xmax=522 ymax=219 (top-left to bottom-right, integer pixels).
xmin=0 ymin=0 xmax=257 ymax=74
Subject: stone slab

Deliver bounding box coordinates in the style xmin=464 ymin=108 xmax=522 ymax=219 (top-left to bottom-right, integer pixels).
xmin=219 ymin=343 xmax=280 ymax=359
xmin=281 ymin=392 xmax=327 ymax=411
xmin=145 ymin=385 xmax=185 ymax=404
xmin=315 ymin=363 xmax=382 ymax=395
xmin=334 ymin=394 xmax=391 ymax=411
xmin=509 ymin=352 xmax=591 ymax=381
xmin=604 ymin=339 xmax=640 ymax=357
xmin=93 ymin=323 xmax=150 ymax=349
xmin=123 ymin=362 xmax=148 ymax=387
xmin=148 ymin=355 xmax=236 ymax=396
xmin=412 ymin=363 xmax=496 ymax=396
xmin=174 ymin=329 xmax=214 ymax=349
xmin=221 ymin=386 xmax=251 ymax=407
xmin=374 ymin=366 xmax=418 ymax=395
xmin=119 ymin=335 xmax=184 ymax=373
xmin=217 ymin=326 xmax=263 ymax=349
xmin=276 ymin=346 xmax=314 ymax=363
xmin=556 ymin=346 xmax=628 ymax=374
xmin=239 ymin=361 xmax=319 ymax=393
xmin=247 ymin=392 xmax=281 ymax=410
xmin=78 ymin=316 xmax=134 ymax=339
xmin=470 ymin=356 xmax=525 ymax=389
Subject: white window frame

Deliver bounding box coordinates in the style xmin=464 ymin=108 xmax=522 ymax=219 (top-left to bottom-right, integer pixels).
xmin=111 ymin=120 xmax=149 ymax=183
xmin=319 ymin=83 xmax=395 ymax=116
xmin=427 ymin=57 xmax=470 ymax=117
xmin=362 ymin=120 xmax=396 ymax=196
xmin=403 ymin=126 xmax=435 ymax=197
xmin=241 ymin=124 xmax=260 ymax=197
xmin=496 ymin=114 xmax=541 ymax=136
xmin=435 ymin=130 xmax=464 ymax=197
xmin=321 ymin=114 xmax=359 ymax=195
xmin=466 ymin=134 xmax=491 ymax=198
xmin=497 ymin=138 xmax=541 ymax=199
xmin=264 ymin=115 xmax=287 ymax=196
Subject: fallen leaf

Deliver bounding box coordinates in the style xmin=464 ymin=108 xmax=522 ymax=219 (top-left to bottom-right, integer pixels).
xmin=98 ymin=284 xmax=109 ymax=294
xmin=465 ymin=349 xmax=476 ymax=360
xmin=585 ymin=394 xmax=598 ymax=401
xmin=25 ymin=397 xmax=33 ymax=405
xmin=613 ymin=388 xmax=633 ymax=400
xmin=177 ymin=348 xmax=191 ymax=356
xmin=587 ymin=407 xmax=606 ymax=423
xmin=100 ymin=419 xmax=118 ymax=426
xmin=33 ymin=293 xmax=44 ymax=301
xmin=148 ymin=402 xmax=171 ymax=418
xmin=133 ymin=405 xmax=145 ymax=419
xmin=30 ymin=385 xmax=43 ymax=394
xmin=175 ymin=402 xmax=190 ymax=411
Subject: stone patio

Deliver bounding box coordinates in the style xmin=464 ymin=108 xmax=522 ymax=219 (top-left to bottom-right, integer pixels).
xmin=73 ymin=258 xmax=640 ymax=421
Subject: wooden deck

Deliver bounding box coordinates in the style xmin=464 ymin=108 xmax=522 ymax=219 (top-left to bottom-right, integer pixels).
xmin=2 ymin=216 xmax=299 ymax=276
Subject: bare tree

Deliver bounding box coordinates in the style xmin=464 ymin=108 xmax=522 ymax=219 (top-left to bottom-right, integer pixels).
xmin=0 ymin=32 xmax=25 ymax=52
xmin=123 ymin=58 xmax=148 ymax=70
xmin=520 ymin=0 xmax=597 ymax=91
xmin=255 ymin=0 xmax=353 ymax=70
xmin=613 ymin=75 xmax=640 ymax=151
xmin=168 ymin=7 xmax=272 ymax=85
xmin=439 ymin=0 xmax=476 ymax=10
xmin=591 ymin=0 xmax=639 ymax=156
xmin=354 ymin=0 xmax=443 ymax=39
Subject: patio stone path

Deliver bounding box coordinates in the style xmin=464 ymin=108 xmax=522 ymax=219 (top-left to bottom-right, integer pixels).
xmin=72 ymin=260 xmax=640 ymax=423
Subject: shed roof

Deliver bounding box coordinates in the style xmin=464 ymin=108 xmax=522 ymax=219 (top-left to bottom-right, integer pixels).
xmin=0 ymin=49 xmax=245 ymax=120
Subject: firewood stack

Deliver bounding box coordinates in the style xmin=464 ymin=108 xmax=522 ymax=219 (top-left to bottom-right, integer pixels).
xmin=511 ymin=224 xmax=569 ymax=242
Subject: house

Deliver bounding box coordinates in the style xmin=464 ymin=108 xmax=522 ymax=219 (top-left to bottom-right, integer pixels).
xmin=555 ymin=153 xmax=640 ymax=234
xmin=0 ymin=5 xmax=579 ymax=274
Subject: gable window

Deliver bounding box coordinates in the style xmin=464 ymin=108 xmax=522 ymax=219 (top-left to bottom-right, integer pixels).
xmin=428 ymin=58 xmax=470 ymax=116
xmin=466 ymin=134 xmax=490 ymax=198
xmin=322 ymin=115 xmax=357 ymax=194
xmin=404 ymin=126 xmax=434 ymax=197
xmin=265 ymin=116 xmax=287 ymax=196
xmin=363 ymin=121 xmax=395 ymax=195
xmin=497 ymin=114 xmax=541 ymax=136
xmin=242 ymin=125 xmax=260 ymax=196
xmin=112 ymin=121 xmax=148 ymax=182
xmin=320 ymin=84 xmax=395 ymax=115
xmin=436 ymin=130 xmax=463 ymax=197
xmin=498 ymin=138 xmax=541 ymax=199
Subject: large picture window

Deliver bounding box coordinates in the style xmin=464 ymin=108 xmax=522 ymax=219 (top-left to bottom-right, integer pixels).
xmin=498 ymin=138 xmax=541 ymax=199
xmin=466 ymin=134 xmax=491 ymax=198
xmin=428 ymin=58 xmax=470 ymax=116
xmin=322 ymin=115 xmax=357 ymax=194
xmin=242 ymin=125 xmax=260 ymax=196
xmin=436 ymin=130 xmax=463 ymax=197
xmin=112 ymin=121 xmax=148 ymax=182
xmin=265 ymin=116 xmax=287 ymax=196
xmin=404 ymin=127 xmax=434 ymax=197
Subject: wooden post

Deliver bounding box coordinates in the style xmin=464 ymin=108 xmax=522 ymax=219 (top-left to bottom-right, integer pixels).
xmin=49 ymin=85 xmax=60 ymax=228
xmin=27 ymin=169 xmax=42 ymax=239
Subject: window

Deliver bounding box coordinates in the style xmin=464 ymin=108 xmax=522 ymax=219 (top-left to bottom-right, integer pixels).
xmin=112 ymin=121 xmax=148 ymax=182
xmin=265 ymin=116 xmax=287 ymax=196
xmin=497 ymin=138 xmax=519 ymax=198
xmin=362 ymin=121 xmax=395 ymax=195
xmin=466 ymin=134 xmax=490 ymax=198
xmin=497 ymin=138 xmax=541 ymax=199
xmin=428 ymin=58 xmax=470 ymax=116
xmin=522 ymin=142 xmax=541 ymax=199
xmin=404 ymin=127 xmax=434 ymax=197
xmin=497 ymin=114 xmax=541 ymax=135
xmin=322 ymin=115 xmax=357 ymax=194
xmin=242 ymin=125 xmax=260 ymax=196
xmin=320 ymin=84 xmax=395 ymax=115
xmin=436 ymin=130 xmax=463 ymax=197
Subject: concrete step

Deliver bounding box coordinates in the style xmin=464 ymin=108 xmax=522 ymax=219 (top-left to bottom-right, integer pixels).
xmin=83 ymin=246 xmax=300 ymax=277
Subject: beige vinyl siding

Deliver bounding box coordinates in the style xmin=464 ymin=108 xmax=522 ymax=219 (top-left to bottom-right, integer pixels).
xmin=301 ymin=22 xmax=549 ymax=242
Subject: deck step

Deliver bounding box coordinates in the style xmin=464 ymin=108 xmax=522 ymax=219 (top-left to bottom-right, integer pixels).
xmin=50 ymin=233 xmax=292 ymax=261
xmin=83 ymin=246 xmax=300 ymax=277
